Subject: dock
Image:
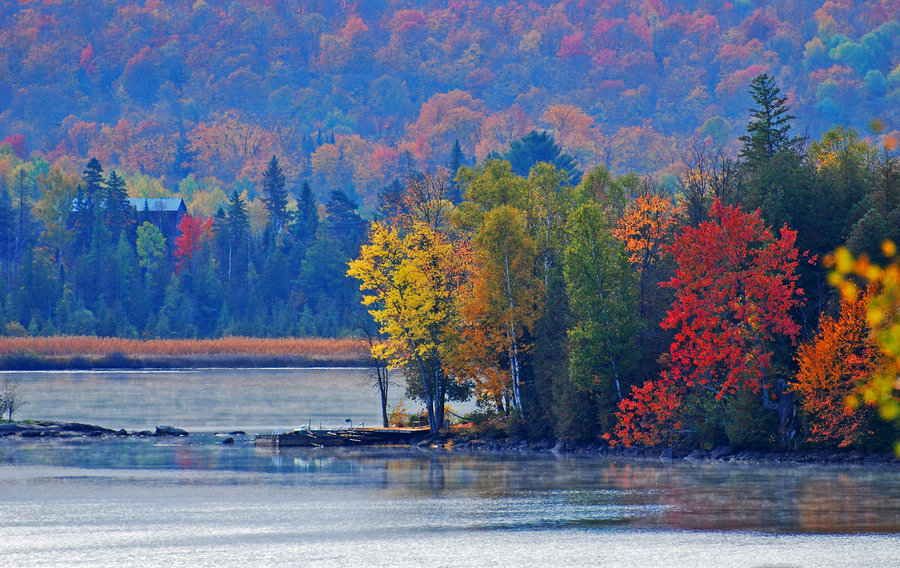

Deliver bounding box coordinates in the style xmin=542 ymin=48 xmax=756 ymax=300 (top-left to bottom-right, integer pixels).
xmin=254 ymin=427 xmax=430 ymax=448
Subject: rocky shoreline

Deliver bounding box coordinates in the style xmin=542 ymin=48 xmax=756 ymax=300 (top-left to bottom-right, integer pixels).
xmin=0 ymin=420 xmax=190 ymax=438
xmin=2 ymin=421 xmax=897 ymax=466
xmin=412 ymin=433 xmax=900 ymax=466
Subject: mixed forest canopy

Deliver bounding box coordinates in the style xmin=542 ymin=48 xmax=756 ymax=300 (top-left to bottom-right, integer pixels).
xmin=1 ymin=1 xmax=900 ymax=209
xmin=1 ymin=0 xmax=899 ymax=451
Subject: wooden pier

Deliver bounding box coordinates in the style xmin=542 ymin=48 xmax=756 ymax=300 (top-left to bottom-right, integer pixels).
xmin=255 ymin=427 xmax=429 ymax=448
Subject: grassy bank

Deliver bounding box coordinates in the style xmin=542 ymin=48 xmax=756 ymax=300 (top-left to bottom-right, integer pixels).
xmin=0 ymin=337 xmax=374 ymax=370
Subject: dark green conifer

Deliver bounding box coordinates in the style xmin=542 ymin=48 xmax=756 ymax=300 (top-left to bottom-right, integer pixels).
xmin=260 ymin=155 xmax=288 ymax=237
xmin=739 ymin=74 xmax=801 ymax=170
xmin=504 ymin=131 xmax=581 ymax=185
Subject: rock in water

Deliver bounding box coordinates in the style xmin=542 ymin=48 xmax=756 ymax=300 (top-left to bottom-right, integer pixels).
xmin=154 ymin=425 xmax=189 ymax=436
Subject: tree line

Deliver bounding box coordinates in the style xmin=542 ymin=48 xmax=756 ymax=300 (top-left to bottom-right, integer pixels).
xmin=0 ymin=152 xmax=369 ymax=339
xmin=2 ymin=1 xmax=899 ymax=209
xmin=350 ymin=74 xmax=900 ymax=452
xmin=1 ymin=73 xmax=898 ymax=450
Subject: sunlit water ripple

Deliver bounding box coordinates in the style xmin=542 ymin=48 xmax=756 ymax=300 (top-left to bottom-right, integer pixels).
xmin=1 ymin=369 xmax=898 ymax=567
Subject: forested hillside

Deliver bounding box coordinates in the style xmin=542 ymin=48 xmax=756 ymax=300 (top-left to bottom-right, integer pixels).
xmin=1 ymin=0 xmax=899 ymax=448
xmin=1 ymin=1 xmax=899 ymax=209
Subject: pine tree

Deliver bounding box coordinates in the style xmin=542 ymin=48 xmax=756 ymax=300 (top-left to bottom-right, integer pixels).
xmin=224 ymin=190 xmax=250 ymax=280
xmin=82 ymin=158 xmax=104 ymax=202
xmin=104 ymin=170 xmax=131 ymax=237
xmin=448 ymin=139 xmax=465 ymax=203
xmin=260 ymin=155 xmax=288 ymax=237
xmin=290 ymin=180 xmax=318 ymax=248
xmin=739 ymin=74 xmax=800 ymax=170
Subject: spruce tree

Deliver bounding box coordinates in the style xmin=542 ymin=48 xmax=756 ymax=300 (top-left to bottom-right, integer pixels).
xmin=448 ymin=139 xmax=465 ymax=203
xmin=739 ymin=74 xmax=800 ymax=170
xmin=225 ymin=190 xmax=250 ymax=280
xmin=104 ymin=170 xmax=131 ymax=237
xmin=290 ymin=180 xmax=318 ymax=247
xmin=82 ymin=158 xmax=104 ymax=202
xmin=261 ymin=155 xmax=288 ymax=237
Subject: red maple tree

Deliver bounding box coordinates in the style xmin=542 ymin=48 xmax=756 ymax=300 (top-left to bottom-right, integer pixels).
xmin=610 ymin=199 xmax=804 ymax=446
xmin=174 ymin=213 xmax=212 ymax=275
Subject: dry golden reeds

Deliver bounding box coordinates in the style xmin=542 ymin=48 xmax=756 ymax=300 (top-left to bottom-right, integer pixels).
xmin=0 ymin=336 xmax=369 ymax=359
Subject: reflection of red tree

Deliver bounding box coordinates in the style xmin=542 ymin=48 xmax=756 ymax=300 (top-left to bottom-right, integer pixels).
xmin=175 ymin=446 xmax=200 ymax=470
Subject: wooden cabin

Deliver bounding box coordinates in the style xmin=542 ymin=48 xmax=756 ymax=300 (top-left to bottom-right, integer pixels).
xmin=127 ymin=198 xmax=187 ymax=241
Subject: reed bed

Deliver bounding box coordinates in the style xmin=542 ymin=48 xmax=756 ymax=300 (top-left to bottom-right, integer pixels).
xmin=0 ymin=336 xmax=370 ymax=360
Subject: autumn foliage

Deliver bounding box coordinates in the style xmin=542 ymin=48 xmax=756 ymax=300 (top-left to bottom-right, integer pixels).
xmin=614 ymin=194 xmax=679 ymax=272
xmin=824 ymin=242 xmax=900 ymax=451
xmin=793 ymin=288 xmax=886 ymax=448
xmin=662 ymin=200 xmax=803 ymax=396
xmin=610 ymin=200 xmax=804 ymax=446
xmin=174 ymin=213 xmax=213 ymax=274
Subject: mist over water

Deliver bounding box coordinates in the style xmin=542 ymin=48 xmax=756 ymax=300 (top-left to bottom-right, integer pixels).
xmin=2 ymin=369 xmax=898 ymax=567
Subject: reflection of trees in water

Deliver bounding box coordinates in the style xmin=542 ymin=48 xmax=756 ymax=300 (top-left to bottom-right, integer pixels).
xmin=799 ymin=474 xmax=900 ymax=533
xmin=8 ymin=440 xmax=900 ymax=534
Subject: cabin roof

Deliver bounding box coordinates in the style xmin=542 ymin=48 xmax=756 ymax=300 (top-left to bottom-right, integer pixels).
xmin=127 ymin=197 xmax=186 ymax=212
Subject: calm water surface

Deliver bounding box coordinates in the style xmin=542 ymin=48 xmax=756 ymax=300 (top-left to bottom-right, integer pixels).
xmin=4 ymin=367 xmax=415 ymax=431
xmin=1 ymin=369 xmax=897 ymax=567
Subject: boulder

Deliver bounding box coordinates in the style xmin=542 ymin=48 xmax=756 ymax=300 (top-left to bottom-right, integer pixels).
xmin=685 ymin=449 xmax=709 ymax=461
xmin=710 ymin=446 xmax=734 ymax=459
xmin=154 ymin=425 xmax=189 ymax=436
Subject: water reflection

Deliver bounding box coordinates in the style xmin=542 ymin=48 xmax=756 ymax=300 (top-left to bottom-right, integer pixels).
xmin=3 ymin=436 xmax=896 ymax=535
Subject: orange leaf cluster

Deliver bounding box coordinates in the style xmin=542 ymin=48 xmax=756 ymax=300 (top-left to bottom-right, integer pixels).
xmin=614 ymin=194 xmax=678 ymax=272
xmin=793 ymin=288 xmax=885 ymax=448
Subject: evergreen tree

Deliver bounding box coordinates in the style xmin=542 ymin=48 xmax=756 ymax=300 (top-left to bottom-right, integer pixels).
xmin=504 ymin=131 xmax=581 ymax=185
xmin=324 ymin=189 xmax=366 ymax=255
xmin=224 ymin=190 xmax=250 ymax=281
xmin=172 ymin=131 xmax=197 ymax=179
xmin=12 ymin=169 xmax=33 ymax=280
xmin=260 ymin=155 xmax=288 ymax=237
xmin=739 ymin=74 xmax=801 ymax=170
xmin=0 ymin=182 xmax=13 ymax=287
xmin=82 ymin=158 xmax=104 ymax=203
xmin=104 ymin=170 xmax=132 ymax=237
xmin=449 ymin=139 xmax=465 ymax=174
xmin=290 ymin=180 xmax=319 ymax=248
xmin=448 ymin=139 xmax=465 ymax=203
xmin=737 ymin=74 xmax=806 ymax=232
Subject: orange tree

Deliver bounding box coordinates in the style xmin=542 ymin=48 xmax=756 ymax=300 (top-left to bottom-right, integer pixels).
xmin=793 ymin=287 xmax=891 ymax=449
xmin=609 ymin=199 xmax=804 ymax=447
xmin=826 ymin=243 xmax=900 ymax=453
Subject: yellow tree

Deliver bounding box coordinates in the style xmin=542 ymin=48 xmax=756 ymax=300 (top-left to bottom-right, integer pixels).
xmin=347 ymin=222 xmax=468 ymax=434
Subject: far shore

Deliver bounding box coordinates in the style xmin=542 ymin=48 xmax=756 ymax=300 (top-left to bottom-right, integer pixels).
xmin=0 ymin=336 xmax=375 ymax=370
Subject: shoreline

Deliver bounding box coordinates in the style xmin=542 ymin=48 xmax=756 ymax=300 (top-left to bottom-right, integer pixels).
xmin=0 ymin=352 xmax=374 ymax=370
xmin=2 ymin=420 xmax=897 ymax=467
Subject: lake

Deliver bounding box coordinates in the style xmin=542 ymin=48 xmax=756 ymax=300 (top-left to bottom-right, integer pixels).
xmin=1 ymin=368 xmax=898 ymax=567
